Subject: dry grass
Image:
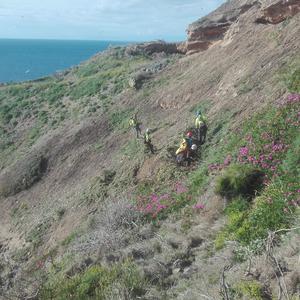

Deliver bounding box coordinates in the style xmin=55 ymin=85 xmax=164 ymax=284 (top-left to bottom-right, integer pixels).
xmin=71 ymin=197 xmax=142 ymax=255
xmin=0 ymin=152 xmax=48 ymax=197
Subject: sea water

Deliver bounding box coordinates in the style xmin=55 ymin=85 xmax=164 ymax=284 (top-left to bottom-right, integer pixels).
xmin=0 ymin=39 xmax=128 ymax=83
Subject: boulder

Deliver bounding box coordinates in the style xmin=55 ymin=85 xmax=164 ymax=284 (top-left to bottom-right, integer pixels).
xmin=125 ymin=40 xmax=184 ymax=56
xmin=128 ymin=71 xmax=152 ymax=89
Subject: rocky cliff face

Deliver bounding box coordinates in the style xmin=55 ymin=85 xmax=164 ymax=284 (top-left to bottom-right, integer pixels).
xmin=123 ymin=0 xmax=300 ymax=57
xmin=184 ymin=0 xmax=258 ymax=54
xmin=256 ymin=0 xmax=300 ymax=24
xmin=184 ymin=0 xmax=300 ymax=54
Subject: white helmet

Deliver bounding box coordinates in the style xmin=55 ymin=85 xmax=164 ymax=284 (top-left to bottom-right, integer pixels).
xmin=146 ymin=128 xmax=150 ymax=133
xmin=191 ymin=144 xmax=197 ymax=151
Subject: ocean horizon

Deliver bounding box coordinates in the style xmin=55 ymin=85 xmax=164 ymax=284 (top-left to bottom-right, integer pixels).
xmin=0 ymin=39 xmax=129 ymax=84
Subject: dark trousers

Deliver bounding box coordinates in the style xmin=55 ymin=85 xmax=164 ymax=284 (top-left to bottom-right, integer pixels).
xmin=134 ymin=125 xmax=142 ymax=138
xmin=200 ymin=124 xmax=207 ymax=144
xmin=145 ymin=141 xmax=154 ymax=154
xmin=197 ymin=124 xmax=207 ymax=144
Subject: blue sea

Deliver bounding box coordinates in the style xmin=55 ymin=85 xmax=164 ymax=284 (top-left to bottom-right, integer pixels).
xmin=0 ymin=39 xmax=128 ymax=83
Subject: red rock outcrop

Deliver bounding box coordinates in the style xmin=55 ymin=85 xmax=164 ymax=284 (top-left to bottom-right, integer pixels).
xmin=124 ymin=0 xmax=300 ymax=57
xmin=256 ymin=0 xmax=300 ymax=24
xmin=185 ymin=0 xmax=258 ymax=54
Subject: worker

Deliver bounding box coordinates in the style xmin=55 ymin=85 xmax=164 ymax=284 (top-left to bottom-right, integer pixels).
xmin=176 ymin=138 xmax=188 ymax=164
xmin=186 ymin=131 xmax=193 ymax=147
xmin=129 ymin=114 xmax=142 ymax=138
xmin=195 ymin=111 xmax=208 ymax=144
xmin=190 ymin=143 xmax=198 ymax=160
xmin=185 ymin=131 xmax=193 ymax=159
xmin=144 ymin=128 xmax=155 ymax=154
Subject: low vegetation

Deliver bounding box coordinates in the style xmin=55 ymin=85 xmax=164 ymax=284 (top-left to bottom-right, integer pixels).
xmin=215 ymin=164 xmax=264 ymax=200
xmin=0 ymin=49 xmax=151 ymax=168
xmin=0 ymin=36 xmax=299 ymax=299
xmin=40 ymin=260 xmax=148 ymax=300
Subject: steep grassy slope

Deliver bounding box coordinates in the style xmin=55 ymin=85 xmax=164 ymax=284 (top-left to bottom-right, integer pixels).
xmin=0 ymin=1 xmax=299 ymax=299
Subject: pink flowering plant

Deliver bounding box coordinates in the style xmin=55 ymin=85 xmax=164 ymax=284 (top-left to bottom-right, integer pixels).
xmin=207 ymin=94 xmax=300 ymax=178
xmin=212 ymin=94 xmax=300 ymax=246
xmin=134 ymin=181 xmax=192 ymax=220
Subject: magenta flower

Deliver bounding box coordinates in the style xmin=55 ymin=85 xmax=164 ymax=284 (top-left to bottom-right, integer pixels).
xmin=145 ymin=204 xmax=153 ymax=213
xmin=239 ymin=147 xmax=249 ymax=156
xmin=159 ymin=193 xmax=170 ymax=200
xmin=259 ymin=154 xmax=265 ymax=161
xmin=193 ymin=203 xmax=205 ymax=210
xmin=175 ymin=182 xmax=188 ymax=194
xmin=247 ymin=156 xmax=253 ymax=162
xmin=150 ymin=194 xmax=159 ymax=203
xmin=156 ymin=204 xmax=167 ymax=212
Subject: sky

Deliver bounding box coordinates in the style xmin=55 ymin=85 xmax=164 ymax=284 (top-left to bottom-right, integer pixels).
xmin=0 ymin=0 xmax=225 ymax=41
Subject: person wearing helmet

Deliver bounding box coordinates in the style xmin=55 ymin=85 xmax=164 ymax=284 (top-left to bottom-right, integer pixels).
xmin=181 ymin=131 xmax=193 ymax=163
xmin=195 ymin=111 xmax=207 ymax=144
xmin=144 ymin=128 xmax=154 ymax=154
xmin=129 ymin=113 xmax=142 ymax=138
xmin=176 ymin=138 xmax=188 ymax=165
xmin=186 ymin=131 xmax=193 ymax=142
xmin=186 ymin=131 xmax=193 ymax=151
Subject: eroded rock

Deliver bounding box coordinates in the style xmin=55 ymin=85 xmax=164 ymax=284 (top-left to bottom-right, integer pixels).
xmin=125 ymin=41 xmax=184 ymax=56
xmin=185 ymin=0 xmax=258 ymax=54
xmin=256 ymin=0 xmax=300 ymax=24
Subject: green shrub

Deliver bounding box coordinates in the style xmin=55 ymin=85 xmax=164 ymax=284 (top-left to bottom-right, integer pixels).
xmin=228 ymin=210 xmax=246 ymax=231
xmin=281 ymin=134 xmax=300 ymax=180
xmin=215 ymin=164 xmax=264 ymax=200
xmin=220 ymin=182 xmax=297 ymax=245
xmin=217 ymin=179 xmax=297 ymax=245
xmin=109 ymin=108 xmax=133 ymax=130
xmin=234 ymin=280 xmax=264 ymax=299
xmin=189 ymin=165 xmax=210 ymax=194
xmin=40 ymin=260 xmax=147 ymax=300
xmin=283 ymin=68 xmax=300 ymax=93
xmin=70 ymin=76 xmax=103 ymax=100
xmin=41 ymin=83 xmax=68 ymax=105
xmin=214 ymin=231 xmax=227 ymax=250
xmin=236 ymin=183 xmax=293 ymax=243
xmin=225 ymin=196 xmax=250 ymax=214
